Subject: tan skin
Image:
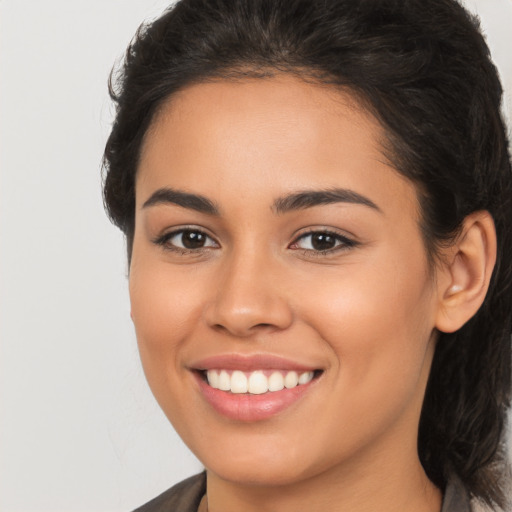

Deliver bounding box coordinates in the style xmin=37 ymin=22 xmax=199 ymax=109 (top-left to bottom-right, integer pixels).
xmin=129 ymin=76 xmax=496 ymax=512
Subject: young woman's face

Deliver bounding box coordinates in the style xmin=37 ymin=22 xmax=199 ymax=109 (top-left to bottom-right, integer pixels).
xmin=130 ymin=76 xmax=441 ymax=485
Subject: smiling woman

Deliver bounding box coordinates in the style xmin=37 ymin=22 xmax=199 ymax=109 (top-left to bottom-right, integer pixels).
xmin=102 ymin=1 xmax=512 ymax=511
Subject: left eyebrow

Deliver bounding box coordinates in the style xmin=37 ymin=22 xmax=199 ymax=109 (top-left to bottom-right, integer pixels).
xmin=142 ymin=187 xmax=220 ymax=215
xmin=272 ymin=188 xmax=382 ymax=214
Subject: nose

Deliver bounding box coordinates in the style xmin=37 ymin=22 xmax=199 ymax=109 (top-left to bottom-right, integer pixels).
xmin=204 ymin=250 xmax=294 ymax=337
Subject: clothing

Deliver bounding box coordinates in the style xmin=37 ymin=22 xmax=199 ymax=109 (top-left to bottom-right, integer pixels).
xmin=132 ymin=472 xmax=473 ymax=512
xmin=133 ymin=473 xmax=206 ymax=512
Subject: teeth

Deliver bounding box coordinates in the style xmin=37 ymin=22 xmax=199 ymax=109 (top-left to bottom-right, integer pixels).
xmin=230 ymin=371 xmax=248 ymax=394
xmin=284 ymin=371 xmax=299 ymax=389
xmin=205 ymin=369 xmax=315 ymax=394
xmin=206 ymin=369 xmax=219 ymax=388
xmin=268 ymin=371 xmax=285 ymax=392
xmin=248 ymin=371 xmax=269 ymax=394
xmin=218 ymin=370 xmax=231 ymax=391
xmin=299 ymin=371 xmax=314 ymax=384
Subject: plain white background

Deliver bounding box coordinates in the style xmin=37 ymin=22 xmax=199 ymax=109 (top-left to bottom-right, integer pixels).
xmin=0 ymin=1 xmax=511 ymax=511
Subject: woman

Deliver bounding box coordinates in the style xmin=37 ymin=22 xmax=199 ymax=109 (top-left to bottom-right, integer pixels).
xmin=102 ymin=0 xmax=512 ymax=510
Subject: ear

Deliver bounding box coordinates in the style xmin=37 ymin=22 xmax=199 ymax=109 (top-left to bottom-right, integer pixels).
xmin=435 ymin=211 xmax=497 ymax=333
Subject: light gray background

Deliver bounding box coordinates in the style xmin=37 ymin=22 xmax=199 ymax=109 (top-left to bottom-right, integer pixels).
xmin=0 ymin=1 xmax=511 ymax=511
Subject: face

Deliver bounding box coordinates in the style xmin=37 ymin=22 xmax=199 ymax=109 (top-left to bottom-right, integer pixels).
xmin=130 ymin=76 xmax=441 ymax=486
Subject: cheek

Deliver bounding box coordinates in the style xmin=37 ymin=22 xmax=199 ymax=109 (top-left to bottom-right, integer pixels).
xmin=296 ymin=256 xmax=436 ymax=393
xmin=129 ymin=261 xmax=206 ymax=373
xmin=287 ymin=266 xmax=437 ymax=461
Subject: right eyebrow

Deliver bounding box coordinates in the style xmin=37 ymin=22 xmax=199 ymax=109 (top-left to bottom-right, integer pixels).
xmin=142 ymin=187 xmax=220 ymax=215
xmin=272 ymin=188 xmax=381 ymax=214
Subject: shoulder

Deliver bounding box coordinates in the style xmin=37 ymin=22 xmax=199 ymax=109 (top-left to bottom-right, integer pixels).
xmin=132 ymin=472 xmax=206 ymax=512
xmin=442 ymin=474 xmax=473 ymax=512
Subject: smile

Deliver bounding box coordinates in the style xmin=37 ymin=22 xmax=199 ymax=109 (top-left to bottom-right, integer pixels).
xmin=191 ymin=355 xmax=323 ymax=422
xmin=191 ymin=354 xmax=323 ymax=421
xmin=205 ymin=369 xmax=315 ymax=394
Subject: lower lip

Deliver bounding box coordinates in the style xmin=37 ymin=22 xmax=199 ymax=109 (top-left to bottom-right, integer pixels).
xmin=194 ymin=373 xmax=316 ymax=422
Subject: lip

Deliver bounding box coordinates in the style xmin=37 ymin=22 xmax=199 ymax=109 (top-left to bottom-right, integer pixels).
xmin=189 ymin=353 xmax=319 ymax=372
xmin=190 ymin=353 xmax=322 ymax=422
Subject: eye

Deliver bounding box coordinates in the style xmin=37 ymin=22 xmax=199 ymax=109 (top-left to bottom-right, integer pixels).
xmin=153 ymin=228 xmax=218 ymax=252
xmin=290 ymin=230 xmax=357 ymax=253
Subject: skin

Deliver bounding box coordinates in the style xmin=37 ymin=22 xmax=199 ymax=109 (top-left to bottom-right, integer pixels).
xmin=129 ymin=76 xmax=494 ymax=512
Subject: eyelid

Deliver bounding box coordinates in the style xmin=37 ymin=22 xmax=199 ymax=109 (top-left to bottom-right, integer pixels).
xmin=289 ymin=228 xmax=359 ymax=254
xmin=152 ymin=226 xmax=220 ymax=252
xmin=151 ymin=225 xmax=358 ymax=257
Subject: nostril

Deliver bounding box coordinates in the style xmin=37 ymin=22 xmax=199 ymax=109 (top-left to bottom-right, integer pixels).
xmin=211 ymin=321 xmax=285 ymax=337
xmin=253 ymin=323 xmax=275 ymax=329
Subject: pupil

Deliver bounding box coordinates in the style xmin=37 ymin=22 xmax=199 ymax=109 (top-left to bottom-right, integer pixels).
xmin=182 ymin=230 xmax=205 ymax=249
xmin=311 ymin=233 xmax=336 ymax=251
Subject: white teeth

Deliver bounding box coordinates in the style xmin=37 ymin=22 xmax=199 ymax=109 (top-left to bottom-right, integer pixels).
xmin=248 ymin=371 xmax=269 ymax=394
xmin=205 ymin=369 xmax=316 ymax=394
xmin=230 ymin=371 xmax=248 ymax=394
xmin=284 ymin=371 xmax=299 ymax=389
xmin=298 ymin=371 xmax=314 ymax=385
xmin=206 ymin=370 xmax=219 ymax=388
xmin=268 ymin=371 xmax=285 ymax=392
xmin=218 ymin=370 xmax=231 ymax=391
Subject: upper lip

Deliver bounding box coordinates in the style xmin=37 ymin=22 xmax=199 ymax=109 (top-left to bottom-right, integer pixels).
xmin=189 ymin=353 xmax=320 ymax=372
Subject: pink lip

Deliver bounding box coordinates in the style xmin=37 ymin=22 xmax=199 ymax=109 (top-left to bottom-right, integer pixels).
xmin=189 ymin=354 xmax=322 ymax=422
xmin=190 ymin=353 xmax=318 ymax=372
xmin=194 ymin=373 xmax=317 ymax=422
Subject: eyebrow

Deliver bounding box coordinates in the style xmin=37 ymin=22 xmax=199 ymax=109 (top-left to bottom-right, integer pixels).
xmin=272 ymin=188 xmax=381 ymax=214
xmin=142 ymin=188 xmax=219 ymax=215
xmin=142 ymin=186 xmax=381 ymax=216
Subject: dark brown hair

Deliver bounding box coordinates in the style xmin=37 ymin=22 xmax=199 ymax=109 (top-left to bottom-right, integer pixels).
xmin=103 ymin=0 xmax=512 ymax=507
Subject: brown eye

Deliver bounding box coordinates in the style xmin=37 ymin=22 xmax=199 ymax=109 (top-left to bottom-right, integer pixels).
xmin=310 ymin=233 xmax=337 ymax=251
xmin=291 ymin=230 xmax=356 ymax=253
xmin=180 ymin=230 xmax=208 ymax=249
xmin=155 ymin=228 xmax=218 ymax=251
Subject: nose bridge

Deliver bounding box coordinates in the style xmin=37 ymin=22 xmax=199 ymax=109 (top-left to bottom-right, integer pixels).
xmin=206 ymin=241 xmax=293 ymax=336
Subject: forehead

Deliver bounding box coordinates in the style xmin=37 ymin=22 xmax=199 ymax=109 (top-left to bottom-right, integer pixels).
xmin=142 ymin=75 xmax=379 ymax=165
xmin=137 ymin=75 xmax=417 ymax=216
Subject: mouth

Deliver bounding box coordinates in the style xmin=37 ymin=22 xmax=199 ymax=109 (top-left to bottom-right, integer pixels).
xmin=190 ymin=355 xmax=324 ymax=422
xmin=198 ymin=368 xmax=322 ymax=395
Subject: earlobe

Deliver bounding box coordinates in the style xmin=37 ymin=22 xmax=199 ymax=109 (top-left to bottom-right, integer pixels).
xmin=435 ymin=211 xmax=497 ymax=333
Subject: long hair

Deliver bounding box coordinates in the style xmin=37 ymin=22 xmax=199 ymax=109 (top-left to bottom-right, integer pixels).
xmin=102 ymin=0 xmax=512 ymax=507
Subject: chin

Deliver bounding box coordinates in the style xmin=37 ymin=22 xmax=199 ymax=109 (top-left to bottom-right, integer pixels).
xmin=206 ymin=458 xmax=311 ymax=487
xmin=193 ymin=432 xmax=330 ymax=488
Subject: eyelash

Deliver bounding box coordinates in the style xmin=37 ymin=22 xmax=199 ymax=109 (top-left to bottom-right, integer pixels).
xmin=152 ymin=228 xmax=358 ymax=257
xmin=291 ymin=230 xmax=358 ymax=256
xmin=152 ymin=228 xmax=219 ymax=255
